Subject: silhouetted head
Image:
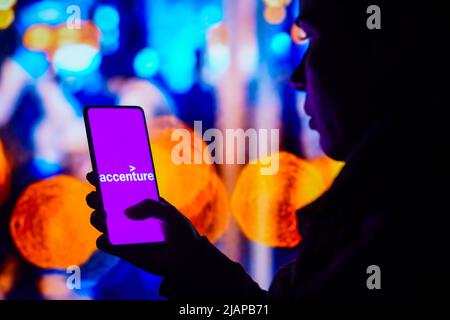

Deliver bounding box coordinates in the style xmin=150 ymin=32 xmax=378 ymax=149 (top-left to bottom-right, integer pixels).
xmin=291 ymin=0 xmax=442 ymax=160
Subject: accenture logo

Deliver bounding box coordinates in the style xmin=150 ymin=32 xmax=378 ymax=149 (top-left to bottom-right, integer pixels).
xmin=99 ymin=165 xmax=155 ymax=183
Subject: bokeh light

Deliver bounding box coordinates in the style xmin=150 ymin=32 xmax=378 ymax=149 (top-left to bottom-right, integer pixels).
xmin=23 ymin=24 xmax=54 ymax=52
xmin=148 ymin=116 xmax=229 ymax=242
xmin=263 ymin=0 xmax=286 ymax=7
xmin=231 ymin=152 xmax=327 ymax=248
xmin=93 ymin=5 xmax=120 ymax=32
xmin=19 ymin=1 xmax=65 ymax=27
xmin=53 ymin=44 xmax=101 ymax=76
xmin=308 ymin=156 xmax=345 ymax=189
xmin=271 ymin=32 xmax=291 ymax=56
xmin=0 ymin=139 xmax=10 ymax=205
xmin=10 ymin=175 xmax=99 ymax=269
xmin=0 ymin=8 xmax=14 ymax=30
xmin=0 ymin=0 xmax=16 ymax=11
xmin=263 ymin=6 xmax=286 ymax=25
xmin=133 ymin=48 xmax=159 ymax=78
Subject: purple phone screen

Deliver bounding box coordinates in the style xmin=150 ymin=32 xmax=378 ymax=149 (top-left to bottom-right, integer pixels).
xmin=86 ymin=107 xmax=164 ymax=245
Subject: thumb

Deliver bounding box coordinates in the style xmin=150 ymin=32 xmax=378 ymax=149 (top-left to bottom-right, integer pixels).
xmin=125 ymin=198 xmax=170 ymax=221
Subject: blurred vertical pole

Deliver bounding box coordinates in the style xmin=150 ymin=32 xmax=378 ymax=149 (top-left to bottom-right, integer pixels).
xmin=216 ymin=0 xmax=256 ymax=263
xmin=250 ymin=68 xmax=282 ymax=290
xmin=216 ymin=0 xmax=273 ymax=291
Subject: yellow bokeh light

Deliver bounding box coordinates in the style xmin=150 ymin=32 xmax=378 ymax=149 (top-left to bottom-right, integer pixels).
xmin=263 ymin=6 xmax=286 ymax=25
xmin=10 ymin=175 xmax=99 ymax=269
xmin=0 ymin=8 xmax=14 ymax=30
xmin=23 ymin=24 xmax=54 ymax=52
xmin=231 ymin=152 xmax=327 ymax=248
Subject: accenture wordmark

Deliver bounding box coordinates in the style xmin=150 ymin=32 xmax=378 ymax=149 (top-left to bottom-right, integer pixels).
xmin=99 ymin=165 xmax=155 ymax=183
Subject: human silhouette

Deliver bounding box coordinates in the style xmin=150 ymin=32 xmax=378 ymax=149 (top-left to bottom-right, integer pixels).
xmin=87 ymin=0 xmax=446 ymax=301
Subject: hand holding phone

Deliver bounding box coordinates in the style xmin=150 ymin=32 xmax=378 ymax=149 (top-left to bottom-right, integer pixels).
xmin=84 ymin=106 xmax=164 ymax=245
xmin=86 ymin=178 xmax=200 ymax=275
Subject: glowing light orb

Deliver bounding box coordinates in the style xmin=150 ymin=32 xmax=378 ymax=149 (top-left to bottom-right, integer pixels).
xmin=270 ymin=32 xmax=291 ymax=56
xmin=308 ymin=156 xmax=345 ymax=189
xmin=263 ymin=6 xmax=286 ymax=25
xmin=231 ymin=152 xmax=326 ymax=248
xmin=133 ymin=48 xmax=159 ymax=78
xmin=148 ymin=116 xmax=229 ymax=242
xmin=0 ymin=140 xmax=10 ymax=205
xmin=23 ymin=24 xmax=54 ymax=52
xmin=0 ymin=0 xmax=16 ymax=11
xmin=53 ymin=44 xmax=101 ymax=76
xmin=93 ymin=5 xmax=120 ymax=32
xmin=0 ymin=8 xmax=14 ymax=30
xmin=10 ymin=175 xmax=99 ymax=269
xmin=54 ymin=22 xmax=99 ymax=48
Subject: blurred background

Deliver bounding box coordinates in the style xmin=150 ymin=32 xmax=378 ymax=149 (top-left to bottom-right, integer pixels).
xmin=0 ymin=0 xmax=343 ymax=300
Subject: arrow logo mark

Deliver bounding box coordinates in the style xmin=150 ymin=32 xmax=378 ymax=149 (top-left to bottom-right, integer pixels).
xmin=129 ymin=165 xmax=136 ymax=172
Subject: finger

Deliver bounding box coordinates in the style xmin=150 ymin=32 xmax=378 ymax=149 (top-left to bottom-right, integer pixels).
xmin=91 ymin=210 xmax=107 ymax=233
xmin=86 ymin=191 xmax=101 ymax=210
xmin=125 ymin=199 xmax=171 ymax=221
xmin=96 ymin=234 xmax=118 ymax=255
xmin=86 ymin=171 xmax=98 ymax=187
xmin=159 ymin=197 xmax=170 ymax=205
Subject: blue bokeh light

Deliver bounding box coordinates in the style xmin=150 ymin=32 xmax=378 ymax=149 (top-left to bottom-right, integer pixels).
xmin=270 ymin=32 xmax=292 ymax=57
xmin=133 ymin=48 xmax=160 ymax=78
xmin=93 ymin=5 xmax=120 ymax=32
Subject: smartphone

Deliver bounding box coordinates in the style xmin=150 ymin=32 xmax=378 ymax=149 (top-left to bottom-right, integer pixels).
xmin=84 ymin=106 xmax=165 ymax=245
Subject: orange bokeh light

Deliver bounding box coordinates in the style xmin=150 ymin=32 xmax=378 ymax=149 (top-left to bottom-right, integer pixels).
xmin=263 ymin=6 xmax=286 ymax=25
xmin=0 ymin=255 xmax=19 ymax=299
xmin=148 ymin=116 xmax=229 ymax=242
xmin=0 ymin=140 xmax=10 ymax=205
xmin=231 ymin=152 xmax=327 ymax=248
xmin=22 ymin=21 xmax=100 ymax=56
xmin=23 ymin=24 xmax=54 ymax=52
xmin=308 ymin=156 xmax=345 ymax=189
xmin=10 ymin=175 xmax=99 ymax=269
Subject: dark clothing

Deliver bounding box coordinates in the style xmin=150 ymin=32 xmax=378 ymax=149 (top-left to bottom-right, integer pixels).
xmin=159 ymin=115 xmax=448 ymax=301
